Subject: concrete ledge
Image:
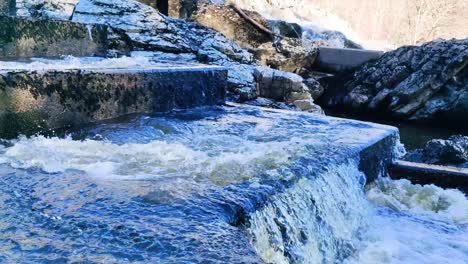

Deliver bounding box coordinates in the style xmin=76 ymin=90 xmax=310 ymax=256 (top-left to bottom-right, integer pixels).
xmin=389 ymin=160 xmax=468 ymax=192
xmin=315 ymin=47 xmax=384 ymax=73
xmin=0 ymin=16 xmax=109 ymax=59
xmin=0 ymin=65 xmax=227 ymax=139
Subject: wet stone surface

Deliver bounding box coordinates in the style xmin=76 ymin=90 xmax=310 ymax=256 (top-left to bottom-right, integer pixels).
xmin=0 ymin=105 xmax=398 ymax=263
xmin=0 ymin=59 xmax=227 ymax=139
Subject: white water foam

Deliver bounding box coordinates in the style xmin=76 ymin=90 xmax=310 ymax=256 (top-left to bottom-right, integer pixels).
xmin=344 ymin=178 xmax=468 ymax=264
xmin=248 ymin=161 xmax=468 ymax=264
xmin=248 ymin=160 xmax=369 ymax=263
xmin=225 ymin=0 xmax=364 ymax=47
xmin=0 ymin=55 xmax=156 ymax=71
xmin=0 ymin=135 xmax=302 ymax=185
xmin=367 ymin=178 xmax=468 ymax=224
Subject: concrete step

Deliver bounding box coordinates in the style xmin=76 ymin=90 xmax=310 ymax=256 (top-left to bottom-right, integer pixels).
xmin=389 ymin=160 xmax=468 ymax=192
xmin=315 ymin=47 xmax=384 ymax=73
xmin=0 ymin=16 xmax=111 ymax=59
xmin=0 ymin=59 xmax=227 ymax=139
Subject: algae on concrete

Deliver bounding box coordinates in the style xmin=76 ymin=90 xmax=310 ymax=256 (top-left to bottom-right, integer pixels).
xmin=0 ymin=16 xmax=109 ymax=59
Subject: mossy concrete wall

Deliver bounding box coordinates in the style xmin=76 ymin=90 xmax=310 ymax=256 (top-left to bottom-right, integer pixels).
xmin=0 ymin=16 xmax=109 ymax=59
xmin=0 ymin=67 xmax=227 ymax=139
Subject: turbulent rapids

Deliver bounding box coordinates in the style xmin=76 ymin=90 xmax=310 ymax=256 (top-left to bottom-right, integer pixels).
xmin=0 ymin=105 xmax=466 ymax=263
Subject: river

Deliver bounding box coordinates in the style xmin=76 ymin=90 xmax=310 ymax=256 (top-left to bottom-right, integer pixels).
xmin=0 ymin=105 xmax=466 ymax=263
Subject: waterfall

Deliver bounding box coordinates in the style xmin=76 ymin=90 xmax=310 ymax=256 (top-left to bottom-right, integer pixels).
xmin=248 ymin=159 xmax=370 ymax=263
xmin=247 ymin=154 xmax=468 ymax=264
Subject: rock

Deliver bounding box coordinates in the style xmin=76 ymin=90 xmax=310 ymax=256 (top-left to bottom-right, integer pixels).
xmin=244 ymin=97 xmax=293 ymax=110
xmin=71 ymin=0 xmax=322 ymax=110
xmin=326 ymin=39 xmax=468 ymax=124
xmin=303 ymin=28 xmax=362 ymax=49
xmin=191 ymin=3 xmax=319 ymax=77
xmin=253 ymin=66 xmax=323 ymax=114
xmin=15 ymin=0 xmax=79 ymax=19
xmin=405 ymin=135 xmax=468 ymax=168
xmin=0 ymin=62 xmax=227 ymax=139
xmin=254 ymin=38 xmax=318 ymax=76
xmin=193 ymin=3 xmax=271 ymax=48
xmin=304 ymin=77 xmax=325 ymax=99
xmin=5 ymin=0 xmax=323 ymax=112
xmin=266 ymin=20 xmax=302 ymax=39
xmin=293 ymin=99 xmax=323 ymax=114
xmin=254 ymin=66 xmax=307 ymax=102
xmin=71 ymin=0 xmax=261 ymax=97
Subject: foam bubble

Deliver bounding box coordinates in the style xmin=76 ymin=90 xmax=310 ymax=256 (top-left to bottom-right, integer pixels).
xmin=367 ymin=178 xmax=468 ymax=223
xmin=0 ymin=135 xmax=300 ymax=185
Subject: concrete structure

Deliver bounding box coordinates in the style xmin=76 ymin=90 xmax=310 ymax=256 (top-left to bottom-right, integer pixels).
xmin=315 ymin=47 xmax=384 ymax=73
xmin=0 ymin=64 xmax=227 ymax=139
xmin=390 ymin=160 xmax=468 ymax=192
xmin=0 ymin=16 xmax=110 ymax=59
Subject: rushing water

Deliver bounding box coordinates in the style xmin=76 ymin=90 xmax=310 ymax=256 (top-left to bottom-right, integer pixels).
xmin=0 ymin=105 xmax=466 ymax=263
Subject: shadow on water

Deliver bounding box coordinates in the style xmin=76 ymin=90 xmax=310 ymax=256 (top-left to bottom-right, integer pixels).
xmin=324 ymin=108 xmax=467 ymax=150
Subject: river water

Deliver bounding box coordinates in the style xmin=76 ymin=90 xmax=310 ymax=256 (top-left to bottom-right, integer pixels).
xmin=0 ymin=105 xmax=466 ymax=263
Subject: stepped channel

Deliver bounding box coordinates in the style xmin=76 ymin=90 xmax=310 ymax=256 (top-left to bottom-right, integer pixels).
xmin=0 ymin=104 xmax=402 ymax=263
xmin=0 ymin=56 xmax=227 ymax=139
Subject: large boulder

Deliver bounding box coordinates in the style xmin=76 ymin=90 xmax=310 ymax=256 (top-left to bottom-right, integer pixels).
xmin=192 ymin=3 xmax=319 ymax=76
xmin=254 ymin=38 xmax=318 ymax=76
xmin=266 ymin=20 xmax=302 ymax=39
xmin=324 ymin=39 xmax=468 ymax=124
xmin=405 ymin=135 xmax=468 ymax=168
xmin=193 ymin=3 xmax=271 ymax=48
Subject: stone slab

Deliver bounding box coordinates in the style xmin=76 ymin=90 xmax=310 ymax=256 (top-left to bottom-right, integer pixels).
xmin=0 ymin=16 xmax=108 ymax=59
xmin=0 ymin=64 xmax=227 ymax=139
xmin=315 ymin=47 xmax=384 ymax=73
xmin=390 ymin=160 xmax=468 ymax=192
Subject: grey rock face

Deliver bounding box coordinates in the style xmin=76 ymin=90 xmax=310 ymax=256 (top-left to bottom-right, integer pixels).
xmin=71 ymin=0 xmax=323 ymax=113
xmin=405 ymin=135 xmax=468 ymax=168
xmin=3 ymin=0 xmax=323 ymax=113
xmin=254 ymin=38 xmax=318 ymax=76
xmin=193 ymin=3 xmax=271 ymax=49
xmin=303 ymin=28 xmax=362 ymax=49
xmin=266 ymin=20 xmax=302 ymax=39
xmin=15 ymin=0 xmax=79 ymax=19
xmin=328 ymin=39 xmax=468 ymax=124
xmin=72 ymin=0 xmax=253 ymax=63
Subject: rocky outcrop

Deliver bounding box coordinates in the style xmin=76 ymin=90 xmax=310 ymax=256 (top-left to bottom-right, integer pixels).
xmin=192 ymin=3 xmax=319 ymax=75
xmin=70 ymin=0 xmax=323 ymax=112
xmin=3 ymin=0 xmax=323 ymax=113
xmin=193 ymin=3 xmax=271 ymax=48
xmin=303 ymin=29 xmax=362 ymax=49
xmin=405 ymin=135 xmax=468 ymax=168
xmin=266 ymin=20 xmax=302 ymax=39
xmin=254 ymin=38 xmax=318 ymax=76
xmin=324 ymin=39 xmax=468 ymax=124
xmin=15 ymin=0 xmax=79 ymax=19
